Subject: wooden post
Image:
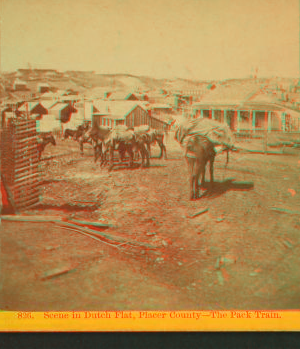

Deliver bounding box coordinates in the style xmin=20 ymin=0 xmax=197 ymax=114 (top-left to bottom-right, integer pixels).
xmin=237 ymin=110 xmax=241 ymax=132
xmin=234 ymin=110 xmax=238 ymax=131
xmin=281 ymin=112 xmax=286 ymax=132
xmin=200 ymin=109 xmax=204 ymax=119
xmin=249 ymin=110 xmax=252 ymax=132
xmin=252 ymin=111 xmax=256 ymax=133
xmin=264 ymin=111 xmax=268 ymax=131
xmin=209 ymin=110 xmax=212 ymax=119
xmin=224 ymin=110 xmax=227 ymax=125
xmin=267 ymin=111 xmax=272 ymax=133
xmin=211 ymin=109 xmax=215 ymax=120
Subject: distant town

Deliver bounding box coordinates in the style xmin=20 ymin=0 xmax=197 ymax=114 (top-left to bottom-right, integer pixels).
xmin=1 ymin=69 xmax=300 ymax=133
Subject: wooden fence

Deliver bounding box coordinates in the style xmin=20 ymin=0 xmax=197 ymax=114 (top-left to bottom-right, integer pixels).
xmin=1 ymin=117 xmax=42 ymax=212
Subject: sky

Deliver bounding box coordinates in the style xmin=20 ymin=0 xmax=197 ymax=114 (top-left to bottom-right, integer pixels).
xmin=1 ymin=0 xmax=299 ymax=80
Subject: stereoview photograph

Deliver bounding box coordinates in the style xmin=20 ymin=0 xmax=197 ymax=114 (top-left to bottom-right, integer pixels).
xmin=0 ymin=0 xmax=299 ymax=319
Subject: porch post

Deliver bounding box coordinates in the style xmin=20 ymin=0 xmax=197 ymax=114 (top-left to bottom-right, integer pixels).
xmin=249 ymin=110 xmax=252 ymax=132
xmin=224 ymin=109 xmax=227 ymax=125
xmin=211 ymin=109 xmax=215 ymax=120
xmin=200 ymin=109 xmax=204 ymax=119
xmin=209 ymin=110 xmax=212 ymax=119
xmin=237 ymin=110 xmax=241 ymax=132
xmin=264 ymin=111 xmax=268 ymax=131
xmin=267 ymin=111 xmax=272 ymax=133
xmin=252 ymin=111 xmax=256 ymax=133
xmin=281 ymin=112 xmax=286 ymax=132
xmin=234 ymin=110 xmax=238 ymax=131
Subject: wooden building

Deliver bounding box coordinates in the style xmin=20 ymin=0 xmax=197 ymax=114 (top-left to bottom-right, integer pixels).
xmin=108 ymin=91 xmax=139 ymax=101
xmin=13 ymin=79 xmax=27 ymax=91
xmin=49 ymin=102 xmax=76 ymax=123
xmin=18 ymin=102 xmax=48 ymax=119
xmin=191 ymin=82 xmax=300 ymax=132
xmin=91 ymin=100 xmax=168 ymax=131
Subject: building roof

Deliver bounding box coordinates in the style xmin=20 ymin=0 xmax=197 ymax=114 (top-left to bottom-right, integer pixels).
xmin=18 ymin=102 xmax=40 ymax=112
xmin=108 ymin=91 xmax=138 ymax=101
xmin=194 ymin=82 xmax=259 ymax=107
xmin=50 ymin=102 xmax=69 ymax=111
xmin=151 ymin=113 xmax=174 ymax=124
xmin=93 ymin=100 xmax=147 ymax=119
xmin=150 ymin=103 xmax=172 ymax=109
xmin=13 ymin=79 xmax=27 ymax=85
xmin=41 ymin=91 xmax=56 ymax=99
xmin=41 ymin=100 xmax=58 ymax=109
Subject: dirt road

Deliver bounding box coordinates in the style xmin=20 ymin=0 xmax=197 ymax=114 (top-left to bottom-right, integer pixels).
xmin=1 ymin=135 xmax=300 ymax=310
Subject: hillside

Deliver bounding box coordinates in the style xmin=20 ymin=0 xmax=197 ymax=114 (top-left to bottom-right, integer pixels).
xmin=0 ymin=69 xmax=298 ymax=100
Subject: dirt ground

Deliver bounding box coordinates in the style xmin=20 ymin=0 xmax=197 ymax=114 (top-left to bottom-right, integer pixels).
xmin=1 ymin=133 xmax=300 ymax=311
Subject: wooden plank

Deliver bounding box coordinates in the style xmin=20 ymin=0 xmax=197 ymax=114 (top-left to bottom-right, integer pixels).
xmin=14 ymin=120 xmax=36 ymax=126
xmin=13 ymin=187 xmax=40 ymax=200
xmin=15 ymin=162 xmax=39 ymax=173
xmin=15 ymin=168 xmax=40 ymax=180
xmin=14 ymin=142 xmax=38 ymax=151
xmin=15 ymin=191 xmax=40 ymax=204
xmin=13 ymin=128 xmax=37 ymax=136
xmin=13 ymin=179 xmax=42 ymax=190
xmin=14 ymin=131 xmax=37 ymax=139
xmin=14 ymin=135 xmax=38 ymax=144
xmin=14 ymin=127 xmax=37 ymax=135
xmin=14 ymin=172 xmax=40 ymax=184
xmin=15 ymin=158 xmax=39 ymax=169
xmin=15 ymin=144 xmax=38 ymax=154
xmin=14 ymin=122 xmax=36 ymax=130
xmin=16 ymin=196 xmax=40 ymax=209
xmin=14 ymin=150 xmax=38 ymax=159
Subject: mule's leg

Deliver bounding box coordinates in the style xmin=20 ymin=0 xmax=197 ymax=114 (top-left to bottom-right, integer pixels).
xmin=157 ymin=141 xmax=163 ymax=159
xmin=138 ymin=142 xmax=149 ymax=167
xmin=127 ymin=147 xmax=134 ymax=168
xmin=144 ymin=144 xmax=150 ymax=167
xmin=147 ymin=143 xmax=151 ymax=158
xmin=186 ymin=157 xmax=196 ymax=200
xmin=108 ymin=146 xmax=114 ymax=171
xmin=79 ymin=140 xmax=84 ymax=155
xmin=162 ymin=143 xmax=167 ymax=160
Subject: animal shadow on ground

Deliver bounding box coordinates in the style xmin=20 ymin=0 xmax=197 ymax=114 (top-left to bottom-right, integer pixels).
xmin=201 ymin=178 xmax=254 ymax=199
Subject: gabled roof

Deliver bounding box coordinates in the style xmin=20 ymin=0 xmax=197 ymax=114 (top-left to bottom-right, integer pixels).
xmin=41 ymin=100 xmax=58 ymax=109
xmin=14 ymin=79 xmax=27 ymax=85
xmin=194 ymin=82 xmax=259 ymax=107
xmin=151 ymin=103 xmax=172 ymax=109
xmin=50 ymin=102 xmax=69 ymax=111
xmin=41 ymin=91 xmax=56 ymax=98
xmin=93 ymin=100 xmax=147 ymax=119
xmin=18 ymin=102 xmax=40 ymax=111
xmin=108 ymin=91 xmax=138 ymax=101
